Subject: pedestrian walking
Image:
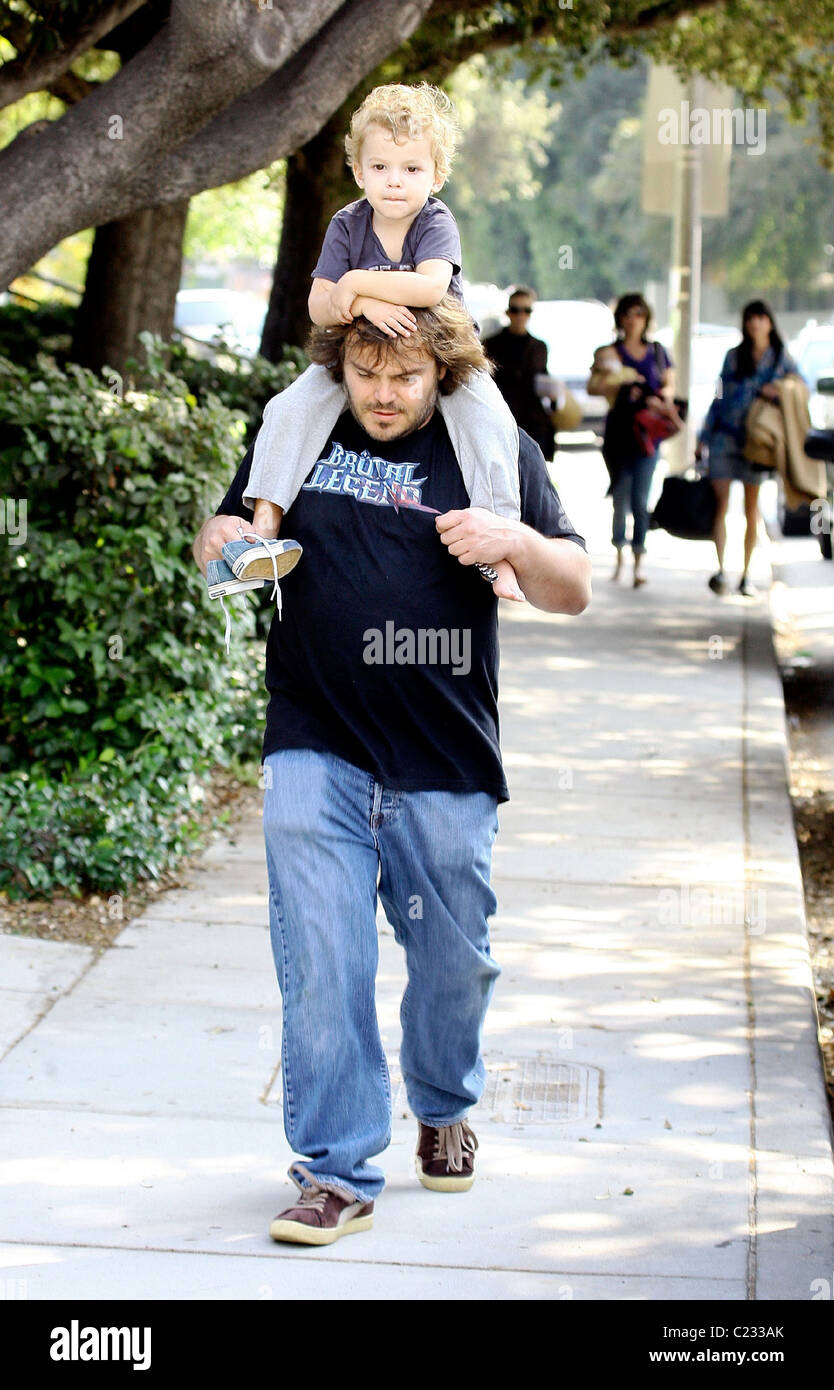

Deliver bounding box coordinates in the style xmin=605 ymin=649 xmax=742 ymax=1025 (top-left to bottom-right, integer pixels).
xmin=484 ymin=287 xmax=557 ymax=461
xmin=697 ymin=299 xmax=799 ymax=597
xmin=588 ymin=293 xmax=676 ymax=588
xmin=192 ymin=298 xmax=591 ymax=1246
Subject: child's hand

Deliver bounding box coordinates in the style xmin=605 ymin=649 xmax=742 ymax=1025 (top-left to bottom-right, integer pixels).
xmin=329 ymin=279 xmax=357 ymax=324
xmin=356 ymin=296 xmax=417 ymax=338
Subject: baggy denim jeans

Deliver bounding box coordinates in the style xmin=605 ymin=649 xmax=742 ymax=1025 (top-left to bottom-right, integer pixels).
xmin=262 ymin=747 xmax=501 ymax=1202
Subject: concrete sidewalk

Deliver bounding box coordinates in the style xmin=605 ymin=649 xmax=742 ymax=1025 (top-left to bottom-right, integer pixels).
xmin=1 ymin=451 xmax=832 ymax=1301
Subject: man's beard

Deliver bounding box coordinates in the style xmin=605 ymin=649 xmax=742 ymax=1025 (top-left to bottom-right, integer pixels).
xmin=348 ymin=384 xmax=439 ymax=438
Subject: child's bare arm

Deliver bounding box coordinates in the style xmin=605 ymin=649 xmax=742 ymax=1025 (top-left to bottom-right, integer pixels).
xmin=339 ymin=260 xmax=453 ymax=308
xmin=309 ymin=277 xmax=355 ymax=327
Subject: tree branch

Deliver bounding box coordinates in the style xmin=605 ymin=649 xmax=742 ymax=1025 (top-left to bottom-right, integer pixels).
xmin=46 ymin=70 xmax=97 ymax=105
xmin=0 ymin=0 xmax=348 ymax=286
xmin=607 ymin=0 xmax=725 ymax=38
xmin=0 ymin=0 xmax=147 ymax=110
xmin=0 ymin=0 xmax=432 ymax=287
xmin=136 ymin=0 xmax=436 ymax=203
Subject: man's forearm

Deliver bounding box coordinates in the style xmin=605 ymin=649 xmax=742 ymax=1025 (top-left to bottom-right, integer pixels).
xmin=505 ymin=525 xmax=592 ymax=614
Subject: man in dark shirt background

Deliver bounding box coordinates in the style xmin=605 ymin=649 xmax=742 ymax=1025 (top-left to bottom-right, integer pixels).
xmin=192 ymin=296 xmax=590 ymax=1248
xmin=485 ymin=286 xmax=555 ymax=460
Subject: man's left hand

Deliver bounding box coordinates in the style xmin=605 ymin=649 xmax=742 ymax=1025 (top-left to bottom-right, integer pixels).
xmin=435 ymin=507 xmax=520 ymax=567
xmin=437 ymin=506 xmax=592 ymax=616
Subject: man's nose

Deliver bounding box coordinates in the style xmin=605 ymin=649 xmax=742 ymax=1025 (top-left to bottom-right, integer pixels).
xmin=374 ymin=377 xmax=397 ymax=403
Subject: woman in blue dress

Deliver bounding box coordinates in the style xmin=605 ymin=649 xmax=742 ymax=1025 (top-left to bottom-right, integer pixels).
xmin=698 ymin=300 xmax=798 ymax=597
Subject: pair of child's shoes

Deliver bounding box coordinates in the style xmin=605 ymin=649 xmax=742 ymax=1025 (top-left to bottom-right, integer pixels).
xmin=206 ymin=534 xmax=303 ymax=653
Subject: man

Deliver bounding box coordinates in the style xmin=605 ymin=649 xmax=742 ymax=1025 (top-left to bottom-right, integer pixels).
xmin=484 ymin=286 xmax=555 ymax=459
xmin=193 ymin=295 xmax=590 ymax=1246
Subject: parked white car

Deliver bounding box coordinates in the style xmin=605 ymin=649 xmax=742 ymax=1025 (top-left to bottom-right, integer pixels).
xmin=787 ymin=323 xmax=834 ymax=428
xmin=654 ymin=323 xmax=740 ymax=437
xmin=174 ymin=288 xmax=268 ymax=359
xmin=526 ymin=299 xmax=616 ymax=434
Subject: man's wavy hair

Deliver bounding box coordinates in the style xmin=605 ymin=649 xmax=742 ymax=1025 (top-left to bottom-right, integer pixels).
xmin=306 ymin=296 xmax=491 ymax=396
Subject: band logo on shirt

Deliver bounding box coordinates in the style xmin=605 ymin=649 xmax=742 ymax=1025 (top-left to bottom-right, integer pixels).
xmin=303 ymin=442 xmax=429 ymax=509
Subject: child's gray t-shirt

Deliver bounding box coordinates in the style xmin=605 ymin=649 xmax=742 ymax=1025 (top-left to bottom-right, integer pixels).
xmin=312 ymin=196 xmax=464 ymax=302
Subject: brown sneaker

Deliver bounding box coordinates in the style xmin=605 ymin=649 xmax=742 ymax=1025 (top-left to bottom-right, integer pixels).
xmin=269 ymin=1163 xmax=374 ymax=1246
xmin=415 ymin=1120 xmax=478 ymax=1192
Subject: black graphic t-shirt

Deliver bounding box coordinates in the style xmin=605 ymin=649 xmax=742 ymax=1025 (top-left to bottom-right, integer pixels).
xmin=215 ymin=409 xmax=585 ymax=803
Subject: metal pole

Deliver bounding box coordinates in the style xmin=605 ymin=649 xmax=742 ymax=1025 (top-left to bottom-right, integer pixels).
xmin=667 ymin=75 xmax=704 ymax=473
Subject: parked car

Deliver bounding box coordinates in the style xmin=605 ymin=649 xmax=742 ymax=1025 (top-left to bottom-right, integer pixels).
xmin=777 ymin=324 xmax=834 ymax=549
xmin=174 ymin=288 xmax=268 ymax=359
xmin=787 ymin=323 xmax=834 ymax=429
xmin=653 ymin=323 xmax=741 ymax=437
xmin=465 ymin=280 xmax=512 ymax=342
xmin=525 ymin=298 xmax=616 ymax=436
xmin=803 ymin=370 xmax=834 ymax=560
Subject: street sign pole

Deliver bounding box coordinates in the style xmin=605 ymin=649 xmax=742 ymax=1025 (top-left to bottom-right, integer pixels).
xmin=667 ymin=75 xmax=704 ymax=473
xmin=642 ymin=65 xmax=732 ymax=472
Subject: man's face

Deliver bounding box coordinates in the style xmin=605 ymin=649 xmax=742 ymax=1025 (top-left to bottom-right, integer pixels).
xmin=342 ymin=340 xmax=445 ymax=440
xmin=507 ymin=296 xmax=534 ymax=334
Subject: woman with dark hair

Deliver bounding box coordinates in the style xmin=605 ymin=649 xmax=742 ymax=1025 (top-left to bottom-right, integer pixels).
xmin=698 ymin=300 xmax=799 ymax=597
xmin=589 ymin=293 xmax=675 ymax=587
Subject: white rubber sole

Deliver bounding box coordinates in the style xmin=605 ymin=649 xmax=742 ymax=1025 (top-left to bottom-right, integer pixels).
xmin=415 ymin=1160 xmax=475 ymax=1193
xmin=268 ymin=1212 xmax=374 ymax=1245
xmin=232 ymin=545 xmax=302 ymax=582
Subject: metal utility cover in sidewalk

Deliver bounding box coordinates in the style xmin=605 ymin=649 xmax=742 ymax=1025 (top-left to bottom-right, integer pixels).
xmin=389 ymin=1057 xmax=602 ymax=1126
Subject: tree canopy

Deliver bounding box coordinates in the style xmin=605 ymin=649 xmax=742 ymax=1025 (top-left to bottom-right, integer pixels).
xmin=4 ymin=0 xmax=834 ymax=290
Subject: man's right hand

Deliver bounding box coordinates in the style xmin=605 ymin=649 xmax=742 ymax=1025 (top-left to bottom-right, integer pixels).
xmin=192 ymin=514 xmax=258 ymax=575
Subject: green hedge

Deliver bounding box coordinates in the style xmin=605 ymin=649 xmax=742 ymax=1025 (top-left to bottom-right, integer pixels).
xmin=0 ymin=332 xmax=295 ymax=900
xmin=166 ymin=334 xmax=306 ymax=444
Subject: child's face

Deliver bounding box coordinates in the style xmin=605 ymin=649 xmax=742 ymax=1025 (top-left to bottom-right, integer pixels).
xmin=353 ymin=124 xmax=443 ymax=223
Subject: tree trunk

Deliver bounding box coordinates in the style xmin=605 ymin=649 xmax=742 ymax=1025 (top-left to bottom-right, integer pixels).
xmin=260 ymin=112 xmax=357 ymax=357
xmin=71 ymin=199 xmax=190 ymax=378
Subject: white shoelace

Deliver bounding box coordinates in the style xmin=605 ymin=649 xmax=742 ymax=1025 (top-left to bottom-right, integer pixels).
xmin=239 ymin=530 xmax=283 ymax=614
xmin=220 ymin=530 xmax=284 ymax=656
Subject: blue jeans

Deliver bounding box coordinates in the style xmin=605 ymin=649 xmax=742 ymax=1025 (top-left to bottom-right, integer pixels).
xmin=262 ymin=747 xmax=501 ymax=1202
xmin=611 ymin=452 xmax=658 ymax=554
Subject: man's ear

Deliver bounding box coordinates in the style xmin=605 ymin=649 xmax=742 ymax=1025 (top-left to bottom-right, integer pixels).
xmin=437 ymin=364 xmax=447 ymax=381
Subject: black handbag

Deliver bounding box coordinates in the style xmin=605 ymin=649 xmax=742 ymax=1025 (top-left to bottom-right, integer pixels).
xmin=650 ymin=470 xmax=717 ymax=541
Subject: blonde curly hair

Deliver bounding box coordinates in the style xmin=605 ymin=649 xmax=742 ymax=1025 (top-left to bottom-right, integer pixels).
xmin=344 ymin=82 xmax=460 ymax=185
